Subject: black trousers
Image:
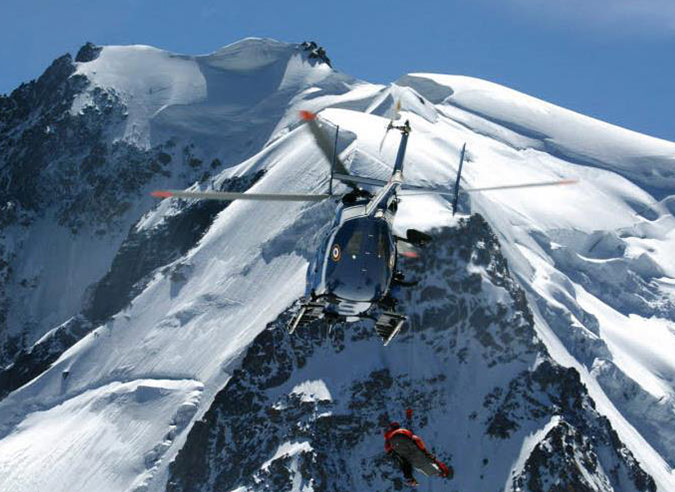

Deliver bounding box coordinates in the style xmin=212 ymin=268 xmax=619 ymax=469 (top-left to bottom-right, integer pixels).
xmin=391 ymin=451 xmax=414 ymax=480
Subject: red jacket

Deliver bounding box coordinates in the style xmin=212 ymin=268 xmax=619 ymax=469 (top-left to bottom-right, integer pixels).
xmin=384 ymin=428 xmax=427 ymax=454
xmin=384 ymin=427 xmax=451 ymax=478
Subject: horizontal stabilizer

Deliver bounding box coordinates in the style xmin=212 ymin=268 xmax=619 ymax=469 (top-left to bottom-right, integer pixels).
xmin=332 ymin=173 xmax=388 ymax=188
xmin=396 ymin=239 xmax=421 ymax=259
xmin=400 ymin=178 xmax=578 ymax=197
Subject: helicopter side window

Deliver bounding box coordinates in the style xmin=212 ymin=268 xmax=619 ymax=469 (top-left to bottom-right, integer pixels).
xmin=377 ymin=230 xmax=387 ymax=258
xmin=346 ymin=230 xmax=364 ymax=256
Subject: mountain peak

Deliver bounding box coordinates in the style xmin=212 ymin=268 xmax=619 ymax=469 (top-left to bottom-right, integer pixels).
xmin=203 ymin=37 xmax=332 ymax=71
xmin=0 ymin=38 xmax=673 ymax=492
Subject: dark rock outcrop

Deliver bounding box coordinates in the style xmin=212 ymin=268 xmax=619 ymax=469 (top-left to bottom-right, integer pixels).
xmin=75 ymin=42 xmax=102 ymax=63
xmin=167 ymin=216 xmax=654 ymax=492
xmin=301 ymin=41 xmax=332 ymax=67
xmin=0 ymin=171 xmax=264 ymax=399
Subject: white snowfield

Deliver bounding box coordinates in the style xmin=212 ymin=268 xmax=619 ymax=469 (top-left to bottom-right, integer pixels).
xmin=0 ymin=38 xmax=674 ymax=491
xmin=0 ymin=378 xmax=202 ymax=492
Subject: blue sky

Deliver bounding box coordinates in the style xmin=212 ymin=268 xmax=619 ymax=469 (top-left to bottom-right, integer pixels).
xmin=2 ymin=0 xmax=674 ymax=141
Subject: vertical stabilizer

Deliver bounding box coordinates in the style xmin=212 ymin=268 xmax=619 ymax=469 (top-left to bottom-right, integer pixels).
xmin=452 ymin=143 xmax=467 ymax=215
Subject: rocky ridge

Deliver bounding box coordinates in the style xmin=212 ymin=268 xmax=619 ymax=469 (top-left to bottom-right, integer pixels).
xmin=167 ymin=216 xmax=655 ymax=492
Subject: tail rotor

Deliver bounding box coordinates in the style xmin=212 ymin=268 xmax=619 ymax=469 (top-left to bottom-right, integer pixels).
xmin=378 ymin=99 xmax=402 ymax=153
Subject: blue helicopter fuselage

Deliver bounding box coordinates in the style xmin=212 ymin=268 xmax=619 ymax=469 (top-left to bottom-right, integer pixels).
xmin=304 ymin=120 xmax=410 ymax=319
xmin=306 ymin=199 xmax=397 ymax=317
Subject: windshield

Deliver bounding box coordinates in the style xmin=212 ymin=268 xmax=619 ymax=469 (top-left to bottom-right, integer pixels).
xmin=324 ymin=218 xmax=393 ymax=302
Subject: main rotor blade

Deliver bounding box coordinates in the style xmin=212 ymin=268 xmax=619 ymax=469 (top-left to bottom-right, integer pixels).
xmin=462 ymin=179 xmax=578 ymax=193
xmin=151 ymin=190 xmax=330 ymax=202
xmin=400 ymin=178 xmax=578 ymax=197
xmin=299 ymin=111 xmax=350 ymax=176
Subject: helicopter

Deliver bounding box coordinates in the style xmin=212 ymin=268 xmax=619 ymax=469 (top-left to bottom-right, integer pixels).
xmin=152 ymin=108 xmax=577 ymax=345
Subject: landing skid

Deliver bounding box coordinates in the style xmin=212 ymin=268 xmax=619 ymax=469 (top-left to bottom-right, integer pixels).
xmin=287 ymin=302 xmax=325 ymax=334
xmin=374 ymin=312 xmax=406 ymax=346
xmin=288 ymin=301 xmax=406 ymax=347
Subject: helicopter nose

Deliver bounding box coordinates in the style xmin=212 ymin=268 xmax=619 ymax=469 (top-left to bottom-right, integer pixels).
xmin=327 ymin=270 xmax=382 ymax=302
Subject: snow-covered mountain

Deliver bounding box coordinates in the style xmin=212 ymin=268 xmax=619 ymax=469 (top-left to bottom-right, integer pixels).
xmin=0 ymin=38 xmax=673 ymax=492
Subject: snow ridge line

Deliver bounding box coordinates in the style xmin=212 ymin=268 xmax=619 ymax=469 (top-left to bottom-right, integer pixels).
xmin=0 ymin=375 xmax=204 ymax=440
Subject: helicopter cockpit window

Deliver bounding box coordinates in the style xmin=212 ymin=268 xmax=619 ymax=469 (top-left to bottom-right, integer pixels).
xmin=346 ymin=230 xmax=364 ymax=256
xmin=325 ymin=218 xmax=394 ymax=302
xmin=377 ymin=230 xmax=389 ymax=258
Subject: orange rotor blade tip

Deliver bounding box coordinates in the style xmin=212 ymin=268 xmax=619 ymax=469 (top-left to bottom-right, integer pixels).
xmin=401 ymin=251 xmax=420 ymax=259
xmin=151 ymin=190 xmax=173 ymax=198
xmin=299 ymin=110 xmax=316 ymax=121
xmin=559 ymin=179 xmax=579 ymax=185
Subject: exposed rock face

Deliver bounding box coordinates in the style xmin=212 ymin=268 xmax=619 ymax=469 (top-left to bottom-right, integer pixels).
xmin=300 ymin=41 xmax=332 ymax=67
xmin=0 ymin=50 xmax=134 ymax=366
xmin=0 ymin=171 xmax=264 ymax=399
xmin=167 ymin=216 xmax=654 ymax=492
xmin=0 ymin=52 xmax=128 ymax=222
xmin=0 ymin=44 xmax=256 ymax=371
xmin=75 ymin=42 xmax=102 ymax=63
xmin=0 ymin=315 xmax=92 ymax=399
xmin=83 ymin=170 xmax=266 ymax=324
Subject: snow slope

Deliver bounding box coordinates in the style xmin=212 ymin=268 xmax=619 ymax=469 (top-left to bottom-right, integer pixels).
xmin=0 ymin=379 xmax=202 ymax=492
xmin=0 ymin=39 xmax=673 ymax=491
xmin=0 ymin=38 xmax=378 ymax=371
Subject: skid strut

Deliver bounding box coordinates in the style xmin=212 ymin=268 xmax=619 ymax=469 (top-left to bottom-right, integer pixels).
xmin=374 ymin=312 xmax=406 ymax=346
xmin=287 ymin=302 xmax=325 ymax=334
